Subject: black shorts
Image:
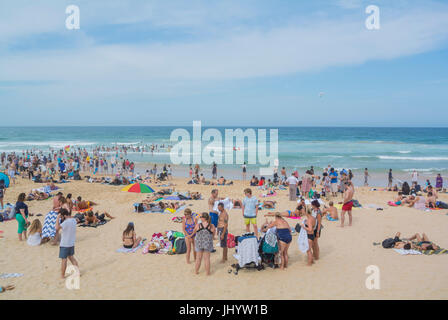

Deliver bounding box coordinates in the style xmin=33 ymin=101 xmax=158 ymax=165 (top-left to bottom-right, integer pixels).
xmin=218 ymin=227 xmax=228 ymax=248
xmin=307 ymin=233 xmax=315 ymax=241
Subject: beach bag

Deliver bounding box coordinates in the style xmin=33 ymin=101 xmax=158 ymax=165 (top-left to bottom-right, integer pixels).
xmin=262 ymin=238 xmax=278 ymax=254
xmin=295 ymin=223 xmax=301 ymax=233
xmin=137 ymin=203 xmax=145 ymax=213
xmin=382 ymin=238 xmax=396 ymax=249
xmin=227 ymin=234 xmax=236 ymax=248
xmin=174 ymin=237 xmax=187 ymax=254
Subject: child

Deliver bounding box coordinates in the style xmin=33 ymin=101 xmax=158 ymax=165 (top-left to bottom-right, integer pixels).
xmin=27 ymin=219 xmax=42 ymax=246
xmin=182 ymin=208 xmax=196 ymax=264
xmin=55 ymin=208 xmax=79 ymax=279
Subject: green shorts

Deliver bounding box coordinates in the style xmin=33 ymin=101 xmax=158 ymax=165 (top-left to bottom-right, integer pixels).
xmin=244 ymin=217 xmax=257 ymax=225
xmin=16 ymin=214 xmax=28 ymax=234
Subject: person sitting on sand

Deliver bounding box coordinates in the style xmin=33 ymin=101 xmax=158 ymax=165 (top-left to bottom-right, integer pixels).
xmin=27 ymin=219 xmax=42 ymax=246
xmin=322 ymin=201 xmax=338 ymax=221
xmin=122 ymin=222 xmax=142 ymax=249
xmin=53 ymin=192 xmax=63 ymax=210
xmin=75 ymin=196 xmax=96 ymax=210
xmin=426 ymin=192 xmax=437 ymax=208
xmin=406 ymin=195 xmax=426 ymax=210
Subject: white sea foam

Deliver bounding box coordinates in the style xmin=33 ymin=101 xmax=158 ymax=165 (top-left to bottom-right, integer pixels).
xmin=378 ymin=156 xmax=448 ymax=161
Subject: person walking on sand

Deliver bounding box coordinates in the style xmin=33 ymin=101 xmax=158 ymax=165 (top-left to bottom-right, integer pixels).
xmin=55 ymin=208 xmax=79 ymax=279
xmin=286 ymin=173 xmax=298 ymax=201
xmin=411 ymin=170 xmax=419 ymax=185
xmin=388 ymin=169 xmax=393 ymax=189
xmin=217 ymin=203 xmax=229 ymax=263
xmin=364 ymin=168 xmax=369 ymax=186
xmin=242 ymin=162 xmax=247 ymax=181
xmin=242 ymin=188 xmax=259 ymax=238
xmin=15 ymin=193 xmax=29 ymax=241
xmin=341 ymin=181 xmax=354 ymax=227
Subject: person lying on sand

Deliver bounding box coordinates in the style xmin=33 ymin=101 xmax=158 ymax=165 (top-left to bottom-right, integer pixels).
xmin=264 ymin=204 xmax=303 ymax=218
xmin=84 ymin=211 xmax=115 ymax=225
xmin=388 ymin=232 xmax=440 ymax=251
xmin=122 ymin=222 xmax=142 ymax=249
xmin=405 ymin=195 xmax=426 ymax=210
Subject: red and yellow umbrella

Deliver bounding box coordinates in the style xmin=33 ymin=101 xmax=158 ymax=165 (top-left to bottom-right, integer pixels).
xmin=121 ymin=183 xmax=155 ymax=193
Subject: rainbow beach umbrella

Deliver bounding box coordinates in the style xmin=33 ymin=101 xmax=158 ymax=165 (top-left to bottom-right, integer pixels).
xmin=121 ymin=183 xmax=155 ymax=193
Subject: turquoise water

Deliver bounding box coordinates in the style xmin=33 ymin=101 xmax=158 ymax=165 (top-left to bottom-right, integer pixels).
xmin=1 ymin=126 xmax=447 ymax=184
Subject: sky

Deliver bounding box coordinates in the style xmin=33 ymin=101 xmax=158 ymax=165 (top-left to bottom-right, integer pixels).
xmin=0 ymin=0 xmax=447 ymax=127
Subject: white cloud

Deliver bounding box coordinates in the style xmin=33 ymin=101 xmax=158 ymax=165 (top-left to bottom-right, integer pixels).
xmin=1 ymin=5 xmax=448 ymax=84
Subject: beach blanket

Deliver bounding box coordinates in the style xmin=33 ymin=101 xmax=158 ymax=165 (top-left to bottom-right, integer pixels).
xmin=41 ymin=211 xmax=58 ymax=239
xmin=164 ymin=196 xmax=181 ymax=200
xmin=261 ymin=192 xmax=277 ymax=198
xmin=0 ymin=273 xmax=24 ymax=279
xmin=78 ymin=220 xmax=108 ymax=228
xmin=421 ymin=248 xmax=448 ymax=255
xmin=393 ymin=249 xmax=422 ymax=255
xmin=116 ymin=241 xmax=145 ymax=253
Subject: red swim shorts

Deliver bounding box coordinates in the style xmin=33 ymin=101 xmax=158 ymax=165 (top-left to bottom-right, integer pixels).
xmin=342 ymin=201 xmax=353 ymax=211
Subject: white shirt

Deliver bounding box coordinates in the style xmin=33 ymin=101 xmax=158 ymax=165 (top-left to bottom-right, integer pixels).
xmin=27 ymin=232 xmax=41 ymax=246
xmin=60 ymin=218 xmax=77 ymax=247
xmin=286 ymin=176 xmax=298 ymax=185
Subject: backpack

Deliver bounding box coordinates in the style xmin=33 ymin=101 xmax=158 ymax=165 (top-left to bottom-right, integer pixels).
xmin=295 ymin=223 xmax=301 ymax=233
xmin=382 ymin=238 xmax=396 ymax=249
xmin=227 ymin=234 xmax=236 ymax=248
xmin=174 ymin=237 xmax=187 ymax=254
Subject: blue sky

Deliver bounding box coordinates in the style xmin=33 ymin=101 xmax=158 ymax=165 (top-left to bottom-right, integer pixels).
xmin=0 ymin=0 xmax=447 ymax=126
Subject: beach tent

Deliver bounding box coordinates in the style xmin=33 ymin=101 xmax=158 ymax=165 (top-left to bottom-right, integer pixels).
xmin=0 ymin=172 xmax=10 ymax=188
xmin=121 ymin=183 xmax=155 ymax=194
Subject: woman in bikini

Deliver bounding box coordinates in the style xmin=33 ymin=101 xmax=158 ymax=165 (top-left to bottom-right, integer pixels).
xmin=264 ymin=204 xmax=304 ymax=218
xmin=190 ymin=212 xmax=215 ymax=275
xmin=299 ymin=208 xmax=316 ymax=266
xmin=182 ymin=208 xmax=197 ymax=264
xmin=122 ymin=222 xmax=142 ymax=249
xmin=267 ymin=213 xmax=292 ymax=270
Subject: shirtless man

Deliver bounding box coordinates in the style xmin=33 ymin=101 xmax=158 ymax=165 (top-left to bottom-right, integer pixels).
xmin=341 ymin=181 xmax=354 ymax=227
xmin=208 ymin=189 xmax=223 ymax=227
xmin=217 ymin=203 xmax=229 ymax=263
xmin=322 ymin=201 xmax=338 ymax=220
xmin=426 ymin=192 xmax=437 ymax=208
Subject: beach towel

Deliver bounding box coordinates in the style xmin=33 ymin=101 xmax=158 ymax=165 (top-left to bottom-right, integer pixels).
xmin=41 ymin=211 xmax=58 ymax=239
xmin=387 ymin=201 xmax=399 ymax=207
xmin=297 ymin=222 xmax=309 ymax=253
xmin=213 ymin=198 xmax=233 ymax=211
xmin=78 ymin=220 xmax=108 ymax=228
xmin=164 ymin=196 xmax=181 ymax=200
xmin=393 ymin=249 xmax=422 ymax=255
xmin=261 ymin=192 xmax=277 ymax=197
xmin=0 ymin=273 xmax=24 ymax=279
xmin=116 ymin=241 xmax=144 ymax=253
xmin=421 ymin=248 xmax=448 ymax=255
xmin=233 ymin=236 xmax=260 ymax=267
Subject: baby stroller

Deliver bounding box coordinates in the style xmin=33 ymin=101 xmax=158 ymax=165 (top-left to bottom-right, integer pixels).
xmin=230 ymin=233 xmax=264 ymax=275
xmin=258 ymin=231 xmax=279 ymax=269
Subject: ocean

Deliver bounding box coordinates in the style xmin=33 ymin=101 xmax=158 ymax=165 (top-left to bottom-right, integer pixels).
xmin=1 ymin=126 xmax=447 ymax=186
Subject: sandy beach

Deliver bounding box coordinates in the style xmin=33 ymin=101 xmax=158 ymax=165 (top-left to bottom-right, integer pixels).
xmin=1 ymin=175 xmax=447 ymax=300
